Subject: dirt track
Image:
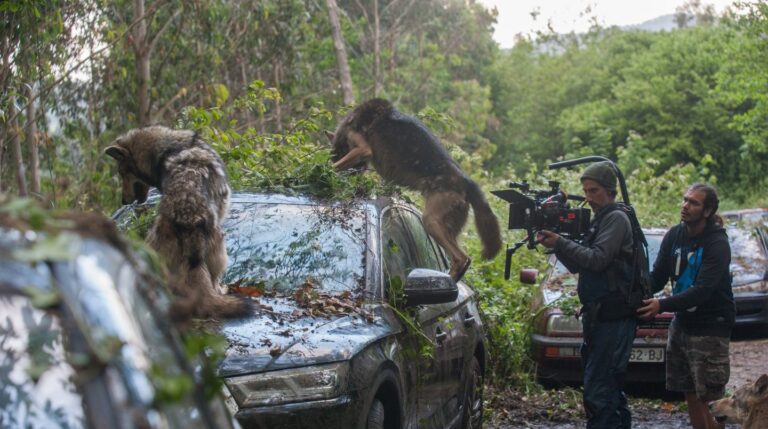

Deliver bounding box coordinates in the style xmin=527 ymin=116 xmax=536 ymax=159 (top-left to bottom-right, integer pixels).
xmin=727 ymin=337 xmax=768 ymax=391
xmin=489 ymin=337 xmax=768 ymax=429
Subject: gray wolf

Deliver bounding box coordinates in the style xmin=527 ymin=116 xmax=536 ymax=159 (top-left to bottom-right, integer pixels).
xmin=329 ymin=98 xmax=502 ymax=281
xmin=105 ymin=126 xmax=250 ymax=320
xmin=710 ymin=374 xmax=768 ymax=428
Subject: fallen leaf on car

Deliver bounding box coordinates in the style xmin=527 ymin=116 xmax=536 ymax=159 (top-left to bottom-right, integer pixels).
xmin=661 ymin=402 xmax=676 ymax=412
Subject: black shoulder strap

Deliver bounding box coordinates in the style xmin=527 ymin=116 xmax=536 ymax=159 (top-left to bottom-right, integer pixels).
xmin=585 ymin=203 xmax=619 ymax=245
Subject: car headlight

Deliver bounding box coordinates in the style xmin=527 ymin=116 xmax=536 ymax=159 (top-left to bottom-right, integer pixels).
xmin=546 ymin=313 xmax=582 ymax=335
xmin=225 ymin=362 xmax=349 ymax=407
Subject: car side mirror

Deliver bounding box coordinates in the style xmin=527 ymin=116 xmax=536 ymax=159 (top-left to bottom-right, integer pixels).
xmin=403 ymin=269 xmax=458 ymax=306
xmin=520 ymin=268 xmax=539 ymax=285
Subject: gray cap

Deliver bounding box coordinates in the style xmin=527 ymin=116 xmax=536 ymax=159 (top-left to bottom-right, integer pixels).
xmin=580 ymin=161 xmax=617 ymax=192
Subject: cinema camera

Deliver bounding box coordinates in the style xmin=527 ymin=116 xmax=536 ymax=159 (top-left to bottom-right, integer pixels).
xmin=491 ymin=180 xmax=590 ymax=279
xmin=492 ymin=156 xmax=634 ymax=280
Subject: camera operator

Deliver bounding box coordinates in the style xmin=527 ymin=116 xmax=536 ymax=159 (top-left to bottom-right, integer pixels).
xmin=637 ymin=184 xmax=733 ymax=429
xmin=536 ymin=161 xmax=635 ymax=429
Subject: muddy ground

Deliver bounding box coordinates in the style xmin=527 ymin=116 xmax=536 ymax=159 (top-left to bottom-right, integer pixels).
xmin=488 ymin=336 xmax=768 ymax=428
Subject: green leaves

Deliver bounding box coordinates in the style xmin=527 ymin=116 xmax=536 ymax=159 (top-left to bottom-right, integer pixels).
xmin=182 ymin=331 xmax=227 ymax=399
xmin=0 ymin=197 xmax=81 ymax=263
xmin=488 ymin=20 xmax=765 ymax=203
xmin=180 ymin=81 xmax=392 ymax=200
xmin=150 ymin=365 xmax=195 ymax=404
xmin=13 ymin=233 xmax=78 ymax=262
xmin=0 ymin=198 xmax=52 ymax=230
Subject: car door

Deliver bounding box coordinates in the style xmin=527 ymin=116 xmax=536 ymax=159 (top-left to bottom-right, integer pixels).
xmin=397 ymin=207 xmax=467 ymax=428
xmin=381 ymin=207 xmax=449 ymax=428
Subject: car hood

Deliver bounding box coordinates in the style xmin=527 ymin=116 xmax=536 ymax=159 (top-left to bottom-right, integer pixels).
xmin=538 ymin=261 xmax=672 ymax=307
xmin=539 ymin=271 xmax=578 ymax=305
xmin=216 ymin=296 xmax=395 ymax=377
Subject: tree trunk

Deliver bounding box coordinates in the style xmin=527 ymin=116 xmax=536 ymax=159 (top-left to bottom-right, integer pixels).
xmin=240 ymin=58 xmax=254 ymax=129
xmin=133 ymin=0 xmax=151 ymax=126
xmin=25 ymin=84 xmax=40 ymax=194
xmin=88 ymin=31 xmax=98 ymax=140
xmin=273 ymin=59 xmax=283 ymax=132
xmin=0 ymin=131 xmax=4 ymax=193
xmin=388 ymin=20 xmax=397 ymax=78
xmin=326 ymin=0 xmax=355 ymax=105
xmin=0 ymin=36 xmax=11 ymax=192
xmin=373 ymin=0 xmax=381 ymax=96
xmin=256 ymin=69 xmax=265 ymax=133
xmin=9 ymin=96 xmax=28 ymax=197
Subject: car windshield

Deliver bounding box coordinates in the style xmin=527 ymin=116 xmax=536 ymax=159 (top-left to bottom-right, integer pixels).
xmin=742 ymin=212 xmax=767 ymax=223
xmin=222 ymin=202 xmax=368 ymax=293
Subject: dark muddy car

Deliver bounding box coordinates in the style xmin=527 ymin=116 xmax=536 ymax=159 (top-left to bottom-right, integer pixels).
xmin=722 ymin=208 xmax=767 ymax=225
xmin=727 ymin=224 xmax=768 ymax=335
xmin=116 ymin=192 xmax=487 ymax=429
xmin=0 ymin=203 xmax=237 ymax=429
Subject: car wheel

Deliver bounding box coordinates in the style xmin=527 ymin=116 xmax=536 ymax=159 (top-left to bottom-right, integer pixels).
xmin=366 ymin=398 xmax=385 ymax=429
xmin=461 ymin=356 xmax=484 ymax=429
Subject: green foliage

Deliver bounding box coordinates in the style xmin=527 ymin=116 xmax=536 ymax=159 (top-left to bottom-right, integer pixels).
xmin=715 ymin=2 xmax=768 ymax=201
xmin=0 ymin=197 xmax=56 ymax=228
xmin=463 ymin=170 xmax=556 ymax=386
xmin=150 ymin=366 xmax=195 ymax=405
xmin=183 ymin=331 xmax=228 ymax=399
xmin=0 ymin=197 xmax=82 ymax=262
xmin=487 ymin=19 xmax=765 ymax=203
xmin=620 ymin=157 xmax=706 ymax=227
xmin=179 ymin=81 xmax=391 ymax=200
xmin=13 ymin=233 xmax=78 ymax=262
xmin=384 ymin=274 xmax=436 ymax=360
xmin=24 ymin=311 xmax=60 ymax=383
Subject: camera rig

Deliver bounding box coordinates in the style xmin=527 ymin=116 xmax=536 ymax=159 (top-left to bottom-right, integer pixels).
xmin=492 ymin=156 xmax=632 ymax=280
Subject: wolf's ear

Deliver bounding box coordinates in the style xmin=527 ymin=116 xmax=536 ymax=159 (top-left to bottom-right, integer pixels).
xmin=104 ymin=145 xmax=128 ymax=161
xmin=756 ymin=374 xmax=768 ymax=394
xmin=324 ymin=130 xmax=335 ymax=142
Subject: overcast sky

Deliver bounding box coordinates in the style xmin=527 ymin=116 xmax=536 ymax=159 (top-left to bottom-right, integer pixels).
xmin=476 ymin=0 xmax=738 ymax=48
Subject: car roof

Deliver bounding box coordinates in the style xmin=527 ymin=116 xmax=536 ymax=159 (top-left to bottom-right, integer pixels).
xmin=722 ymin=208 xmax=767 ymax=215
xmin=230 ymin=190 xmax=398 ymax=211
xmin=642 ymin=227 xmax=668 ymax=237
xmin=130 ymin=189 xmax=404 ymax=217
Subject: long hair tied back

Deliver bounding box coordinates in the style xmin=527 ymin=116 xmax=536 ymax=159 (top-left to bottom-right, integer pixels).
xmin=687 ymin=183 xmax=722 ymax=226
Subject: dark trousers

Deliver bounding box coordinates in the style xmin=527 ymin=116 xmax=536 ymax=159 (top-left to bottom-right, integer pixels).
xmin=581 ymin=314 xmax=637 ymax=429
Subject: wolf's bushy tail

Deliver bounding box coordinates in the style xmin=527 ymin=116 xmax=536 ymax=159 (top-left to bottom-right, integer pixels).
xmin=169 ymin=265 xmax=252 ymax=321
xmin=466 ymin=179 xmax=502 ymax=260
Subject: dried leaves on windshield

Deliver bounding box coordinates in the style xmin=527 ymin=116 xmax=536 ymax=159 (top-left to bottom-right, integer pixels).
xmin=227 ymin=279 xmax=374 ymax=322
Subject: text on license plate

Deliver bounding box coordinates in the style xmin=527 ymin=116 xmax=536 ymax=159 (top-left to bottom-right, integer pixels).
xmin=629 ymin=348 xmax=665 ymax=362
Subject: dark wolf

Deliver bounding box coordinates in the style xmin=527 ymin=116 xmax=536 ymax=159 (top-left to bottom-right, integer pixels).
xmin=330 ymin=98 xmax=502 ymax=281
xmin=105 ymin=126 xmax=250 ymax=320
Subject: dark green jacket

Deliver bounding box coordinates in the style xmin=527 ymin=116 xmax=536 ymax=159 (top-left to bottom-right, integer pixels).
xmin=554 ymin=203 xmax=633 ymax=304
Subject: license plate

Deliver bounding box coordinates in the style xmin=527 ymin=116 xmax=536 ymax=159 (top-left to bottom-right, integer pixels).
xmin=630 ymin=347 xmax=665 ymax=362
